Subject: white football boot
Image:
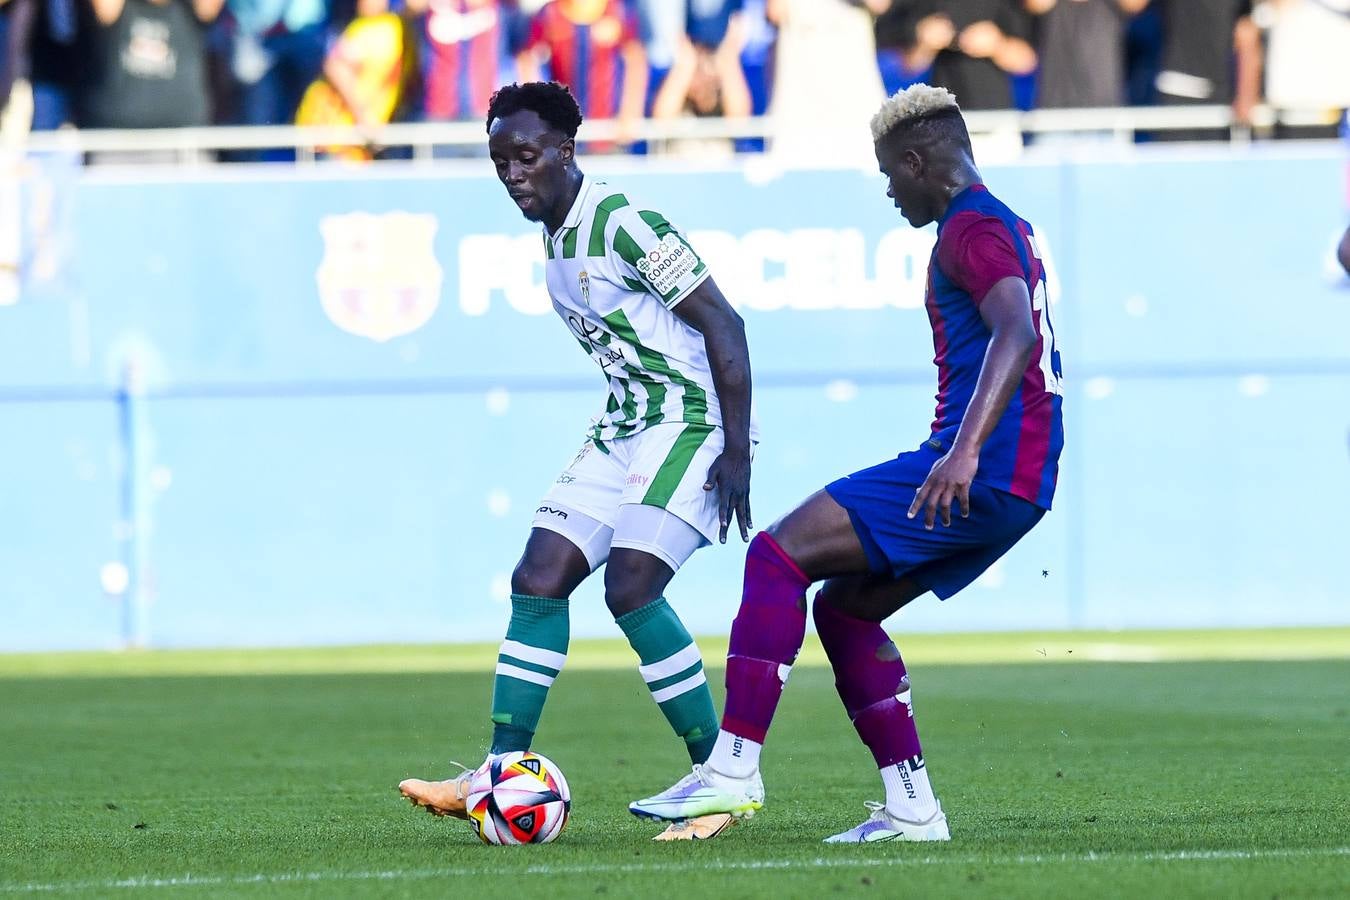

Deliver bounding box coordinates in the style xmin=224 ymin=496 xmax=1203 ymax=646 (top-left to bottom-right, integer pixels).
xmin=822 ymin=801 xmax=951 ymax=843
xmin=629 ymin=764 xmax=764 ymax=822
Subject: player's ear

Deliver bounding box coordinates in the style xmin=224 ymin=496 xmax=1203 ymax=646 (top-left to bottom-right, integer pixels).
xmin=559 ymin=138 xmax=575 ymax=163
xmin=904 ymin=147 xmax=924 ymax=178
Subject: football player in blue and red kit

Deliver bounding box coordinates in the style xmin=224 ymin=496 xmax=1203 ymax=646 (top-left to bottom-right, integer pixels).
xmin=630 ymin=83 xmax=1066 ymax=843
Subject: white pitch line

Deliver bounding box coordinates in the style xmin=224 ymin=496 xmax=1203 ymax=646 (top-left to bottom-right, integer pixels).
xmin=3 ymin=847 xmax=1347 ymax=894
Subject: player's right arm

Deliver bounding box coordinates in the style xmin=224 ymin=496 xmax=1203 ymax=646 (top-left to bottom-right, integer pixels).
xmin=909 ymin=278 xmax=1036 ymax=528
xmin=1338 ymin=225 xmax=1350 ymax=276
xmin=909 ymin=215 xmax=1037 ymax=529
xmin=672 ymin=278 xmax=753 ymax=544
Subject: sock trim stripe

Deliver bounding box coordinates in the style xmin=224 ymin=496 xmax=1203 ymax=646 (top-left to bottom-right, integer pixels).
xmin=497 ymin=654 xmax=560 ymax=678
xmin=499 ymin=640 xmax=567 ymax=671
xmin=650 ymin=669 xmax=707 ymax=704
xmin=637 ymin=642 xmax=703 ymax=683
xmin=646 ymin=659 xmax=704 ymax=694
xmin=495 ymin=662 xmax=555 ymax=687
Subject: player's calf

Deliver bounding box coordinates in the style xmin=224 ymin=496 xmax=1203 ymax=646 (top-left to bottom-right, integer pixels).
xmin=715 ymin=532 xmax=811 ymax=771
xmin=815 ymin=597 xmax=943 ymax=828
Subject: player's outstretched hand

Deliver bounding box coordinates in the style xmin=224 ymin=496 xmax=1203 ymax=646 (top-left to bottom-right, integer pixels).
xmin=704 ymin=446 xmax=753 ymax=544
xmin=909 ymin=448 xmax=978 ymax=529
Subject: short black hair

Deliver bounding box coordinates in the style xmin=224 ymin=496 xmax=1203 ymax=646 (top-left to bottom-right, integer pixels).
xmin=485 ymin=82 xmax=583 ymax=138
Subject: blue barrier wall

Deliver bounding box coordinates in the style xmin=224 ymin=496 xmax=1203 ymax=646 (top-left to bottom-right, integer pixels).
xmin=2 ymin=145 xmax=1348 ymax=650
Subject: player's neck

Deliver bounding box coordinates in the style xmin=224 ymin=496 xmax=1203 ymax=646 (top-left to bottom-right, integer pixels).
xmin=544 ymin=168 xmax=585 ymax=235
xmin=933 ymin=164 xmax=982 ymax=221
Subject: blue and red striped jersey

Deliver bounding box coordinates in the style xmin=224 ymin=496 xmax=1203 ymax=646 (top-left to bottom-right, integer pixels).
xmin=525 ymin=0 xmax=637 ymax=120
xmin=423 ymin=0 xmax=503 ymax=121
xmin=926 ymin=184 xmax=1065 ymax=509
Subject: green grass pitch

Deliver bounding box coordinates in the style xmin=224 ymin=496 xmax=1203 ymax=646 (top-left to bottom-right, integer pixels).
xmin=1 ymin=629 xmax=1347 ymax=898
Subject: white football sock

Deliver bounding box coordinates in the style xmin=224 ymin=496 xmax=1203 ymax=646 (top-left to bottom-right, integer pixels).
xmin=881 ymin=756 xmax=939 ymax=822
xmin=707 ymin=729 xmax=761 ymax=779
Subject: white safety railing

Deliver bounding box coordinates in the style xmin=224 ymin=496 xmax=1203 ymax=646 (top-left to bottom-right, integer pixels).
xmin=8 ymin=103 xmax=1344 ymax=163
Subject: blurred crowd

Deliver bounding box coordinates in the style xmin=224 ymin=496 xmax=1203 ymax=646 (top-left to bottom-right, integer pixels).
xmin=1 ymin=0 xmax=1347 ymax=152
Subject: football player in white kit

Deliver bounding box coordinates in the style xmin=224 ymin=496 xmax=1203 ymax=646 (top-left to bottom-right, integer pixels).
xmin=399 ymin=81 xmax=756 ymax=841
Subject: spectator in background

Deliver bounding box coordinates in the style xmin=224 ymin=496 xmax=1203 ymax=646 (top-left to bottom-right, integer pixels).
xmin=1153 ymin=0 xmax=1261 ymax=132
xmin=516 ymin=0 xmax=646 ymax=145
xmin=651 ymin=1 xmax=751 ymax=128
xmin=76 ymin=0 xmax=223 ymax=129
xmin=767 ymin=0 xmax=886 ymax=163
xmin=294 ymin=0 xmax=419 ymax=158
xmin=1026 ymin=0 xmax=1147 ymax=109
xmin=737 ymin=0 xmax=773 ymax=117
xmin=1256 ymin=0 xmax=1350 ymax=137
xmin=226 ymin=0 xmax=328 ymax=127
xmin=1 ymin=0 xmax=33 ymax=134
xmin=1 ymin=0 xmax=79 ymax=131
xmin=420 ymin=0 xmax=505 ymax=123
xmin=902 ymin=0 xmax=1036 ymax=110
xmin=633 ymin=0 xmax=681 ymax=103
xmin=1122 ymin=0 xmax=1160 ymax=106
xmin=874 ymin=0 xmax=927 ymax=95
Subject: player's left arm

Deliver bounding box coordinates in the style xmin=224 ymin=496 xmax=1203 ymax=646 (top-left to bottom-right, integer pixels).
xmin=672 ymin=278 xmax=754 ymax=544
xmin=909 ymin=281 xmax=1037 ymax=529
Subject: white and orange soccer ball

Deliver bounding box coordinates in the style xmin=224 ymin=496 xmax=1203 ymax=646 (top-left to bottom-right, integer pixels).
xmin=466 ymin=751 xmax=571 ymax=845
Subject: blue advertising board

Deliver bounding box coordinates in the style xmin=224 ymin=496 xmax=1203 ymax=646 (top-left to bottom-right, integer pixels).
xmin=2 ymin=144 xmax=1347 ymax=650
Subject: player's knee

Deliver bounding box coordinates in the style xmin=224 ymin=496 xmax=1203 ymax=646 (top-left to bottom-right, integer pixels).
xmin=603 ymin=581 xmax=657 ymax=618
xmin=602 ymin=548 xmax=670 ymax=618
xmin=603 ymin=589 xmax=643 ymax=619
xmin=813 ymin=579 xmax=850 ymax=615
xmin=510 ymin=559 xmax=572 ymax=600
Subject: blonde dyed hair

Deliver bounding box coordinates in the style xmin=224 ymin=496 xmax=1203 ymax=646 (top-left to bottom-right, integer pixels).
xmin=870 ymin=84 xmax=961 ymax=144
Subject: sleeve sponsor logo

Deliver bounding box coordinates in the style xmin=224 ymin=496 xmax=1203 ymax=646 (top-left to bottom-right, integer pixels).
xmin=635 ymin=234 xmax=699 ymax=297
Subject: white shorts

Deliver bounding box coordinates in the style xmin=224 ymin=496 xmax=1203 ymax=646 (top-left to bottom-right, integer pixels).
xmin=532 ymin=423 xmax=730 ymax=571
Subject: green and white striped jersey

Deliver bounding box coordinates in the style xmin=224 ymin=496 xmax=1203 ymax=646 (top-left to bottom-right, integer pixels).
xmin=542 ymin=176 xmax=757 ymax=443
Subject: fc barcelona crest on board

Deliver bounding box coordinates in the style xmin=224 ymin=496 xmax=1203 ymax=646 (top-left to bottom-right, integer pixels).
xmin=316 ymin=212 xmax=443 ymax=342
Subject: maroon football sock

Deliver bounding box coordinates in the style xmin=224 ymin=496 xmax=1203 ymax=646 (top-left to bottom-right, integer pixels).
xmin=720 ymin=532 xmax=811 ymax=743
xmin=814 ymin=598 xmax=920 ymax=768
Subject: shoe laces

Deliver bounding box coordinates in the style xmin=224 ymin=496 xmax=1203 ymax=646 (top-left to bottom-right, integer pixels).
xmin=863 ymin=800 xmax=890 ymax=822
xmin=686 ymin=764 xmax=715 ymax=788
xmin=447 ymin=760 xmax=476 ymax=799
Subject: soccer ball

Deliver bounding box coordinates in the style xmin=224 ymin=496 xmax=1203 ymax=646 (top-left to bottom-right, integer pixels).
xmin=466 ymin=751 xmax=571 ymax=845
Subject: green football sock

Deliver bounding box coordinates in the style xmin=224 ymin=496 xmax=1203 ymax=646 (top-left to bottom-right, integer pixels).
xmin=616 ymin=597 xmax=719 ymax=764
xmin=489 ymin=594 xmax=569 ymax=754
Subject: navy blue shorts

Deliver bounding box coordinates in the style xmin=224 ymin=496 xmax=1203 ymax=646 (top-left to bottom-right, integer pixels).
xmin=825 ymin=446 xmax=1045 ymax=600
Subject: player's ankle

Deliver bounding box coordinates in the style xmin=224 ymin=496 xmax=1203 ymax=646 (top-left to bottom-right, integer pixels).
xmin=706 ymin=730 xmax=762 ymax=780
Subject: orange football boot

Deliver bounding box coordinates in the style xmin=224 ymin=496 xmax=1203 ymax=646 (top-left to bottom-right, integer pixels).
xmin=398 ymin=765 xmax=474 ymax=820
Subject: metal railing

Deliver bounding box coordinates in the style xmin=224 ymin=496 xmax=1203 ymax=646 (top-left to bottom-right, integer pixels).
xmin=7 ymin=103 xmax=1344 ymax=164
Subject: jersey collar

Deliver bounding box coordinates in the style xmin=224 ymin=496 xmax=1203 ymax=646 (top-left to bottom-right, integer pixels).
xmin=551 ymin=174 xmax=595 ymax=240
xmin=937 ymin=182 xmax=987 ymax=231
